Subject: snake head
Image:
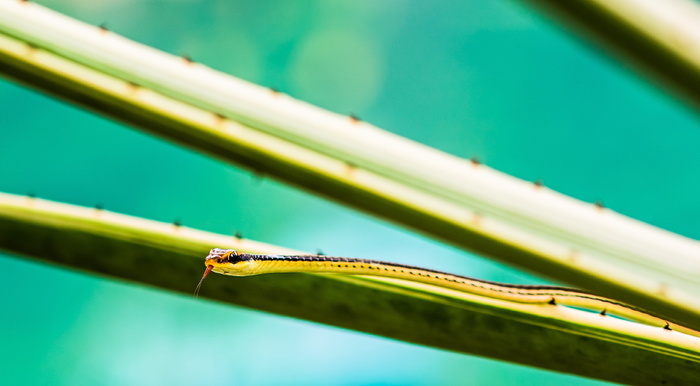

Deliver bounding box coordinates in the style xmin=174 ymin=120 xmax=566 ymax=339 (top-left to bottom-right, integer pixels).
xmin=204 ymin=248 xmax=256 ymax=276
xmin=194 ymin=248 xmax=236 ymax=298
xmin=205 ymin=248 xmax=237 ymax=265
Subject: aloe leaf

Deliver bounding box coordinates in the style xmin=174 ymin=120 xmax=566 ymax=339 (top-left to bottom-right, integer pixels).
xmin=1 ymin=192 xmax=699 ymax=384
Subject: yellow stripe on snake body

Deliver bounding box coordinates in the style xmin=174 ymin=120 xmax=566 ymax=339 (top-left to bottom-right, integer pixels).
xmin=203 ymin=248 xmax=700 ymax=338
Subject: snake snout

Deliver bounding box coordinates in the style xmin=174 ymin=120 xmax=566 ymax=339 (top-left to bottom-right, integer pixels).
xmin=205 ymin=248 xmax=231 ymax=264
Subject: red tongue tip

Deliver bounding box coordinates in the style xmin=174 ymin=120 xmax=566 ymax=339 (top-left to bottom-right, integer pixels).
xmin=194 ymin=265 xmax=214 ymax=298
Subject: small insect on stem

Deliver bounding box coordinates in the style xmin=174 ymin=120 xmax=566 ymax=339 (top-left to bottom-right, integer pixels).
xmin=194 ymin=265 xmax=214 ymax=298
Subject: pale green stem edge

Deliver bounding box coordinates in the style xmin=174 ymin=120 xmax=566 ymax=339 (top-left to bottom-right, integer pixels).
xmin=1 ymin=192 xmax=699 ymax=384
xmin=1 ymin=1 xmax=699 ymax=330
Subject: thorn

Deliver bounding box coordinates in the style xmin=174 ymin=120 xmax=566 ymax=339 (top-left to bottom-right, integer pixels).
xmin=594 ymin=200 xmax=605 ymax=210
xmin=182 ymin=54 xmax=194 ymax=64
xmin=316 ymin=249 xmax=325 ymax=256
xmin=344 ymin=161 xmax=357 ymax=177
xmin=664 ymin=322 xmax=672 ymax=331
xmin=548 ymin=297 xmax=557 ymax=306
xmin=213 ymin=112 xmax=226 ymax=129
xmin=234 ymin=231 xmax=243 ymax=240
xmin=94 ymin=203 xmax=104 ymax=210
xmin=213 ymin=112 xmax=226 ymax=124
xmin=533 ymin=179 xmax=544 ymax=188
xmin=349 ymin=114 xmax=361 ymax=124
xmin=126 ymin=81 xmax=140 ymax=96
xmin=470 ymin=156 xmax=481 ymax=167
xmin=98 ymin=23 xmax=109 ymax=33
xmin=471 ymin=212 xmax=483 ymax=226
xmin=658 ymin=282 xmax=668 ymax=297
xmin=269 ymin=87 xmax=281 ymax=96
xmin=599 ymin=308 xmax=607 ymax=316
xmin=173 ymin=218 xmax=182 ymax=227
xmin=27 ymin=192 xmax=36 ymax=199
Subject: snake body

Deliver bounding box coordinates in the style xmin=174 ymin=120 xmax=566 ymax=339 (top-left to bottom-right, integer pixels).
xmin=202 ymin=248 xmax=700 ymax=338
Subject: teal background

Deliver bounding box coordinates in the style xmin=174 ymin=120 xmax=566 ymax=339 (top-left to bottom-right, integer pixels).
xmin=2 ymin=1 xmax=700 ymax=385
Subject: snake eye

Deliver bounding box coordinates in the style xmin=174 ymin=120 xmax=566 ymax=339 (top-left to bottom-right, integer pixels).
xmin=222 ymin=250 xmax=240 ymax=263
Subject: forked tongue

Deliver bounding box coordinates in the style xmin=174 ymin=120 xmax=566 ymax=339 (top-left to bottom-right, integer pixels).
xmin=194 ymin=265 xmax=214 ymax=298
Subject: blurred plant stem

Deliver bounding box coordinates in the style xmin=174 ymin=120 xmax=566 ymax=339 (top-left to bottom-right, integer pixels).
xmin=522 ymin=0 xmax=700 ymax=111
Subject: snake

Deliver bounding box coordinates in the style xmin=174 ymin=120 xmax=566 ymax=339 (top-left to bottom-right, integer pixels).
xmin=196 ymin=248 xmax=700 ymax=339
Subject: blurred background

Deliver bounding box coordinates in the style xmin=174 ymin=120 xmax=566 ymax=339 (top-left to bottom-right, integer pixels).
xmin=2 ymin=0 xmax=700 ymax=385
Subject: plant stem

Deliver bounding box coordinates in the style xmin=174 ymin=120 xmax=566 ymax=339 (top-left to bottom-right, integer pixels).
xmin=1 ymin=192 xmax=699 ymax=384
xmin=1 ymin=0 xmax=699 ymax=331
